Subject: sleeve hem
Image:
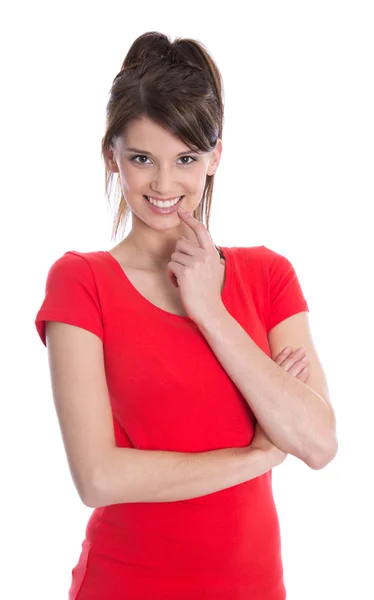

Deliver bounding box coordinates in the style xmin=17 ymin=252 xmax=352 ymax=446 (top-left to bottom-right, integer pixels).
xmin=35 ymin=309 xmax=104 ymax=347
xmin=267 ymin=305 xmax=309 ymax=335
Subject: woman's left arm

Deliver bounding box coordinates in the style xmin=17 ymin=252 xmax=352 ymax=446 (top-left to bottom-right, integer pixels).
xmin=196 ymin=308 xmax=338 ymax=470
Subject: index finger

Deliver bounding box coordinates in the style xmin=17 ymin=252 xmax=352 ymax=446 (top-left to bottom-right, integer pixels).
xmin=177 ymin=207 xmax=211 ymax=250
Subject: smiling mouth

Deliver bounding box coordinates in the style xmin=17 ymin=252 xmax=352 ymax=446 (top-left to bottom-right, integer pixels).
xmin=144 ymin=195 xmax=184 ymax=206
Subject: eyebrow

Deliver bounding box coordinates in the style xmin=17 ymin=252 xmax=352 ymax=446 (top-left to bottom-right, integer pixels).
xmin=125 ymin=147 xmax=198 ymax=157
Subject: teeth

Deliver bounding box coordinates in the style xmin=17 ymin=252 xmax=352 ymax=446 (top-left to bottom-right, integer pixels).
xmin=147 ymin=196 xmax=182 ymax=208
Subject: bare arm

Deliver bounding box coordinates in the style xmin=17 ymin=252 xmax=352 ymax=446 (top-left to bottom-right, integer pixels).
xmin=196 ymin=308 xmax=337 ymax=469
xmin=90 ymin=445 xmax=279 ymax=507
xmin=45 ymin=321 xmax=282 ymax=509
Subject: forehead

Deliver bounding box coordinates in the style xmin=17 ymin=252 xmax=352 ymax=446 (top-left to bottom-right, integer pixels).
xmin=119 ymin=116 xmax=193 ymax=154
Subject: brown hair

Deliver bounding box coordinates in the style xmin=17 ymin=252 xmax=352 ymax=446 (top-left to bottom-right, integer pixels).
xmin=101 ymin=31 xmax=225 ymax=243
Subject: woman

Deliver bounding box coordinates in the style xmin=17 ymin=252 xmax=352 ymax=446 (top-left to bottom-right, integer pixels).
xmin=35 ymin=31 xmax=337 ymax=600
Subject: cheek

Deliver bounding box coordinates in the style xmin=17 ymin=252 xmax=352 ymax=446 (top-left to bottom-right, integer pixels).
xmin=120 ymin=165 xmax=145 ymax=190
xmin=196 ymin=162 xmax=210 ymax=181
xmin=183 ymin=166 xmax=207 ymax=190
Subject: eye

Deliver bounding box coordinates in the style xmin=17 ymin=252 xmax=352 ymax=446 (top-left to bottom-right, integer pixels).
xmin=130 ymin=155 xmax=197 ymax=165
xmin=130 ymin=155 xmax=150 ymax=165
xmin=179 ymin=156 xmax=196 ymax=165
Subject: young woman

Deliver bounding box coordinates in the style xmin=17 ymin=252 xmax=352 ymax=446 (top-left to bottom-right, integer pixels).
xmin=35 ymin=31 xmax=337 ymax=600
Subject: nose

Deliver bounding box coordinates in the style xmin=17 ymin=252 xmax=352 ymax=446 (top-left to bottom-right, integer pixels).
xmin=150 ymin=164 xmax=178 ymax=196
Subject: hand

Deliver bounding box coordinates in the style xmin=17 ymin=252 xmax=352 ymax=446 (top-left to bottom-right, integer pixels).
xmin=167 ymin=207 xmax=224 ymax=324
xmin=272 ymin=346 xmax=309 ymax=383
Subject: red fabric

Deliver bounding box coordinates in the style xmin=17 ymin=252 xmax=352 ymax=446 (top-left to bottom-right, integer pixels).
xmin=35 ymin=245 xmax=309 ymax=599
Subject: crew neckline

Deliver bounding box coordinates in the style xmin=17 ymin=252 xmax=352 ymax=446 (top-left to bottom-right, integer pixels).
xmin=102 ymin=246 xmax=233 ymax=323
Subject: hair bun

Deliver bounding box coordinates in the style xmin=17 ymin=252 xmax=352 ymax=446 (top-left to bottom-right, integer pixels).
xmin=121 ymin=32 xmax=171 ymax=71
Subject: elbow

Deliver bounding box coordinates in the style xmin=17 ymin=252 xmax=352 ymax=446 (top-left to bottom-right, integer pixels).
xmin=308 ymin=437 xmax=339 ymax=470
xmin=81 ymin=490 xmax=99 ymax=508
xmin=80 ymin=450 xmax=115 ymax=508
xmin=79 ymin=469 xmax=105 ymax=508
xmin=81 ymin=480 xmax=103 ymax=508
xmin=78 ymin=478 xmax=98 ymax=507
xmin=81 ymin=451 xmax=116 ymax=507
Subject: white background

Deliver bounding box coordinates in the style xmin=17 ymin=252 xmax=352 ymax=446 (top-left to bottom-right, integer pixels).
xmin=2 ymin=1 xmax=373 ymax=598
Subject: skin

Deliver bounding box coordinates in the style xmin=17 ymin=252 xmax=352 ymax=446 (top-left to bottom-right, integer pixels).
xmin=106 ymin=115 xmax=222 ymax=272
xmin=251 ymin=346 xmax=309 ymax=459
xmin=274 ymin=346 xmax=309 ymax=382
xmin=106 ymin=116 xmax=311 ymax=375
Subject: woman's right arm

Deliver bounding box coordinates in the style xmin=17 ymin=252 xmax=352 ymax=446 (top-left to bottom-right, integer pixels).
xmin=45 ymin=321 xmax=283 ymax=509
xmin=93 ymin=444 xmax=280 ymax=507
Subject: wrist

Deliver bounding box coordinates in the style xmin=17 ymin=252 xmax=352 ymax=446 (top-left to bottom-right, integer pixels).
xmin=245 ymin=446 xmax=279 ymax=474
xmin=195 ymin=302 xmax=228 ymax=330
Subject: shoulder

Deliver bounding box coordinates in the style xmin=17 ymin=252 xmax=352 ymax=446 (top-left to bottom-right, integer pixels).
xmin=225 ymin=245 xmax=269 ymax=272
xmin=230 ymin=244 xmax=297 ymax=273
xmin=226 ymin=244 xmax=302 ymax=284
xmin=50 ymin=249 xmax=104 ymax=265
xmin=259 ymin=245 xmax=304 ymax=281
xmin=42 ymin=250 xmax=108 ymax=298
xmin=46 ymin=249 xmax=105 ymax=276
xmin=36 ymin=250 xmax=105 ymax=347
xmin=225 ymin=245 xmax=265 ymax=261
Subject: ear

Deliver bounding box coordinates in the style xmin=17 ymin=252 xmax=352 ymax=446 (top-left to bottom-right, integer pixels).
xmin=105 ymin=144 xmax=119 ymax=173
xmin=207 ymin=138 xmax=222 ymax=176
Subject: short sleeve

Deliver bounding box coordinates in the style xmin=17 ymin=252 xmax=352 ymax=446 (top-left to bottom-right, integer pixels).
xmin=35 ymin=251 xmax=104 ymax=347
xmin=262 ymin=245 xmax=309 ymax=333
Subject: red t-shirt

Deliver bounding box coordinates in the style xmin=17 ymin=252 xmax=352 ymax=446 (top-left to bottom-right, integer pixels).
xmin=35 ymin=244 xmax=309 ymax=600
